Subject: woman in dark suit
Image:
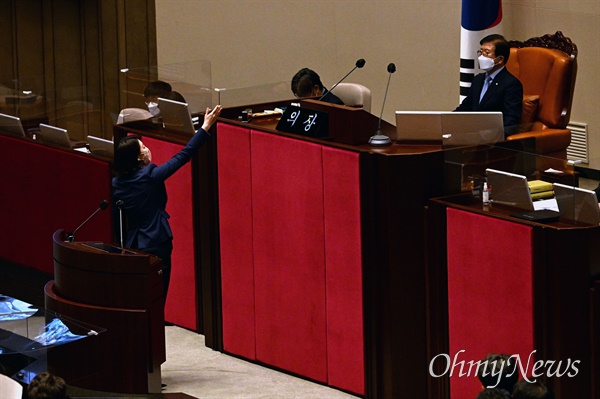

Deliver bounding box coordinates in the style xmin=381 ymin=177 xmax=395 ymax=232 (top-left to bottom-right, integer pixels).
xmin=112 ymin=105 xmax=221 ymax=300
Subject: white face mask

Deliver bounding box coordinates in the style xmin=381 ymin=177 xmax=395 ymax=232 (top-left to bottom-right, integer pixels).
xmin=147 ymin=102 xmax=160 ymax=116
xmin=478 ymin=55 xmax=496 ymax=72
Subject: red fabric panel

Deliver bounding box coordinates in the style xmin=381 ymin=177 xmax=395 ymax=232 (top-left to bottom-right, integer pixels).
xmin=251 ymin=131 xmax=328 ymax=383
xmin=216 ymin=123 xmax=256 ymax=359
xmin=143 ymin=137 xmax=196 ymax=330
xmin=322 ymin=147 xmax=364 ymax=395
xmin=446 ymin=208 xmax=535 ymax=398
xmin=0 ymin=135 xmax=112 ymax=273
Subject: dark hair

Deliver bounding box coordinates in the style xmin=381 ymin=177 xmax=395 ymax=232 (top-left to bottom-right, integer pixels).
xmin=476 ymin=388 xmax=512 ymax=399
xmin=480 ymin=34 xmax=511 ymax=63
xmin=163 ymin=90 xmax=187 ymax=103
xmin=143 ymin=80 xmax=172 ymax=98
xmin=291 ymin=68 xmax=323 ymax=97
xmin=114 ymin=135 xmax=143 ymax=175
xmin=513 ymin=379 xmax=551 ymax=399
xmin=27 ymin=372 xmax=70 ymax=399
xmin=477 ymin=353 xmax=519 ymax=392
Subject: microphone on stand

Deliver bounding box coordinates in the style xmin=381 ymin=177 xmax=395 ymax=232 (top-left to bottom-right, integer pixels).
xmin=318 ymin=58 xmax=366 ymax=101
xmin=368 ymin=63 xmax=396 ymax=146
xmin=115 ymin=200 xmax=125 ymax=250
xmin=67 ymin=200 xmax=109 ymax=242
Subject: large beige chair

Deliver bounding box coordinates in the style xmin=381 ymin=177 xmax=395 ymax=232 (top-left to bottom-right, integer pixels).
xmin=0 ymin=374 xmax=23 ymax=399
xmin=116 ymin=107 xmax=153 ymax=124
xmin=333 ymin=83 xmax=372 ymax=112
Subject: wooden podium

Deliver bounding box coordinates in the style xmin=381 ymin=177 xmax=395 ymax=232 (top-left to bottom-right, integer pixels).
xmin=299 ymin=98 xmax=396 ymax=144
xmin=44 ymin=230 xmax=165 ymax=394
xmin=427 ymin=195 xmax=600 ymax=399
xmin=214 ymin=100 xmax=448 ymax=397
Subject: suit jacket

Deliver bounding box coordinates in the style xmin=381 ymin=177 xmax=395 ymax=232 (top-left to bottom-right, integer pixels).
xmin=112 ymin=128 xmax=210 ymax=249
xmin=455 ymin=67 xmax=523 ymax=136
xmin=321 ymin=88 xmax=344 ymax=105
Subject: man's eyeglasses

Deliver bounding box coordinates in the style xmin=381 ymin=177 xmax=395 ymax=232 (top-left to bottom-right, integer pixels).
xmin=477 ymin=49 xmax=494 ymax=57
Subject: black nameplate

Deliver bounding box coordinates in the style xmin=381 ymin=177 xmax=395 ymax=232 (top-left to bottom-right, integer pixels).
xmin=276 ymin=106 xmax=328 ymax=137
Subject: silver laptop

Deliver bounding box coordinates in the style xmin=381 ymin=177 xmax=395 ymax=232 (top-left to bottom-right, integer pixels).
xmin=87 ymin=135 xmax=114 ymax=158
xmin=395 ymin=111 xmax=444 ymax=141
xmin=485 ymin=168 xmax=534 ymax=211
xmin=441 ymin=112 xmax=504 ymax=146
xmin=39 ymin=123 xmax=72 ymax=148
xmin=0 ymin=112 xmax=26 ymax=137
xmin=158 ymin=97 xmax=196 ymax=134
xmin=553 ymin=183 xmax=600 ymax=225
xmin=395 ymin=111 xmax=503 ymax=145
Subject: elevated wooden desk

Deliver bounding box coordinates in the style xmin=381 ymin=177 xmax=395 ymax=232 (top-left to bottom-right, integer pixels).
xmin=0 ymin=131 xmax=112 ymax=276
xmin=113 ymin=100 xmax=542 ymax=398
xmin=215 ymin=100 xmax=447 ymax=397
xmin=427 ymin=194 xmax=600 ymax=399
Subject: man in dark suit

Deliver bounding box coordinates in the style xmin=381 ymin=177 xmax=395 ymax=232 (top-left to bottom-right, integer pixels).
xmin=291 ymin=68 xmax=344 ymax=105
xmin=455 ymin=34 xmax=523 ymax=137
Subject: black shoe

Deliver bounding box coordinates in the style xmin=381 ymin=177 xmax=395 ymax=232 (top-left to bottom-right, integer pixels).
xmin=161 ymin=383 xmax=167 ymax=390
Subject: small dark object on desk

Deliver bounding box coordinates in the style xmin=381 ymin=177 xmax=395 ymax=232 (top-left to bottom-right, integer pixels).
xmin=511 ymin=209 xmax=560 ymax=223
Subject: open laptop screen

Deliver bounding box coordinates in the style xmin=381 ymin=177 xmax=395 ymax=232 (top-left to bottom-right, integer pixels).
xmin=486 ymin=168 xmax=534 ymax=211
xmin=395 ymin=111 xmax=503 ymax=145
xmin=441 ymin=112 xmax=504 ymax=146
xmin=87 ymin=135 xmax=114 ymax=158
xmin=158 ymin=98 xmax=196 ymax=135
xmin=0 ymin=113 xmax=26 ymax=137
xmin=395 ymin=111 xmax=443 ymax=141
xmin=39 ymin=123 xmax=71 ymax=148
xmin=553 ymin=183 xmax=600 ymax=225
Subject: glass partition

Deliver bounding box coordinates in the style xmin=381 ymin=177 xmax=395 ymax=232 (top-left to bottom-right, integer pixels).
xmin=0 ymin=294 xmax=105 ymax=384
xmin=0 ymin=73 xmax=109 ymax=141
xmin=119 ymin=60 xmax=213 ymax=117
xmin=214 ymin=81 xmax=292 ymax=108
xmin=119 ymin=62 xmax=294 ymax=111
xmin=3 ymin=62 xmax=296 ymax=143
xmin=440 ymin=135 xmax=596 ymax=221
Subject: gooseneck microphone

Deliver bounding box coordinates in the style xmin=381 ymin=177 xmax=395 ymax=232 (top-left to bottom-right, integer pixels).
xmin=318 ymin=58 xmax=366 ymax=101
xmin=67 ymin=200 xmax=109 ymax=242
xmin=115 ymin=200 xmax=125 ymax=249
xmin=368 ymin=63 xmax=396 ymax=146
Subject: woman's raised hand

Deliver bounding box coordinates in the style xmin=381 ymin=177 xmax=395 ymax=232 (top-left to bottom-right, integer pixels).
xmin=201 ymin=105 xmax=222 ymax=131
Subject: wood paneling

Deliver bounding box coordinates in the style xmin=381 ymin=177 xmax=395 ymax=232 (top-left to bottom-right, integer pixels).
xmin=1 ymin=0 xmax=157 ymax=140
xmin=0 ymin=1 xmax=15 ymax=86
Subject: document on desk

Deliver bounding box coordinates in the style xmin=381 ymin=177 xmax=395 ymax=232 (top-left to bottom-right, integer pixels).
xmin=533 ymin=198 xmax=559 ymax=212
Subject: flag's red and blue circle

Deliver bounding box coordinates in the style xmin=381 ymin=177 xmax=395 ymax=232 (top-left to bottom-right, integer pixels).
xmin=461 ymin=0 xmax=502 ymax=31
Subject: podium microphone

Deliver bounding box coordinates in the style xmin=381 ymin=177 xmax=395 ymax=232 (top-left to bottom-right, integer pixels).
xmin=318 ymin=58 xmax=366 ymax=101
xmin=67 ymin=200 xmax=109 ymax=242
xmin=368 ymin=63 xmax=396 ymax=146
xmin=115 ymin=200 xmax=125 ymax=249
